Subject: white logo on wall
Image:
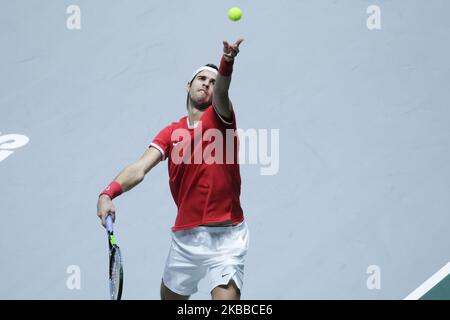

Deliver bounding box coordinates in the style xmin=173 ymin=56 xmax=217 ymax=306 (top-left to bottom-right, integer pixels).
xmin=366 ymin=265 xmax=381 ymax=290
xmin=66 ymin=5 xmax=81 ymax=30
xmin=66 ymin=265 xmax=81 ymax=290
xmin=367 ymin=5 xmax=381 ymax=30
xmin=0 ymin=133 xmax=30 ymax=163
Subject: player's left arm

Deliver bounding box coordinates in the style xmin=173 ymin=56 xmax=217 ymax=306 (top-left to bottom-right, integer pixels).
xmin=212 ymin=39 xmax=244 ymax=122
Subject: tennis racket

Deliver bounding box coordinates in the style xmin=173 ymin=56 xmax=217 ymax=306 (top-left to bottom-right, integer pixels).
xmin=106 ymin=215 xmax=123 ymax=300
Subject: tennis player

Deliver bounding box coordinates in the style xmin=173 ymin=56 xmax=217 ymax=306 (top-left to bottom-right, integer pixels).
xmin=97 ymin=39 xmax=249 ymax=300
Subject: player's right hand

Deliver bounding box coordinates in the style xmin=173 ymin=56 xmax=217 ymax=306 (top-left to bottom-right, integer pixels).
xmin=222 ymin=38 xmax=244 ymax=62
xmin=97 ymin=195 xmax=116 ymax=228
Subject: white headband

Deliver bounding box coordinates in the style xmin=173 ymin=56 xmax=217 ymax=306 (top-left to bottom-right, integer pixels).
xmin=191 ymin=66 xmax=218 ymax=80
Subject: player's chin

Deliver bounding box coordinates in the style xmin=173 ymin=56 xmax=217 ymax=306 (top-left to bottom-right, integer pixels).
xmin=194 ymin=95 xmax=212 ymax=107
xmin=195 ymin=100 xmax=211 ymax=110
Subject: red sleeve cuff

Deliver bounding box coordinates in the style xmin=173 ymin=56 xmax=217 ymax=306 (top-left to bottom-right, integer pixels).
xmin=99 ymin=181 xmax=123 ymax=199
xmin=219 ymin=55 xmax=234 ymax=76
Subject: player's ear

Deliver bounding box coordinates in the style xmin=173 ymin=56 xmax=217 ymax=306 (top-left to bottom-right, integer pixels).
xmin=186 ymin=82 xmax=191 ymax=93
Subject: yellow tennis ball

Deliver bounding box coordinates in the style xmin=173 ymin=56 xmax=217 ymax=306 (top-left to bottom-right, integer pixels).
xmin=228 ymin=7 xmax=242 ymax=22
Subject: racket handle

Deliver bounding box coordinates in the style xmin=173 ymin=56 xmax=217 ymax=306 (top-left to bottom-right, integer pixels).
xmin=106 ymin=215 xmax=113 ymax=233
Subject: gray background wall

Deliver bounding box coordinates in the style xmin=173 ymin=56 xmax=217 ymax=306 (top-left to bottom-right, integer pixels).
xmin=1 ymin=0 xmax=449 ymax=299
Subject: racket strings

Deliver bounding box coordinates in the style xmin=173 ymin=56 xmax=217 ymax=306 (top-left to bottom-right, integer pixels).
xmin=109 ymin=248 xmax=123 ymax=299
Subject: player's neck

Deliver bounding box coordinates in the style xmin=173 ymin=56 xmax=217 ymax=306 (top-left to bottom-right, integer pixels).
xmin=187 ymin=104 xmax=206 ymax=124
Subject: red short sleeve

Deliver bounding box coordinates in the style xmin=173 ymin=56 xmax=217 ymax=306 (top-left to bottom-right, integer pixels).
xmin=149 ymin=124 xmax=173 ymax=160
xmin=211 ymin=104 xmax=236 ymax=129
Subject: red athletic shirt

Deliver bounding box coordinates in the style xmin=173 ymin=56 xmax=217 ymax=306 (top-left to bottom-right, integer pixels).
xmin=150 ymin=105 xmax=244 ymax=231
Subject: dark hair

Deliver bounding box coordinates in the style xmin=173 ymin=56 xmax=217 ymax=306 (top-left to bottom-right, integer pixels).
xmin=205 ymin=63 xmax=218 ymax=70
xmin=186 ymin=64 xmax=218 ymax=109
xmin=189 ymin=64 xmax=218 ymax=84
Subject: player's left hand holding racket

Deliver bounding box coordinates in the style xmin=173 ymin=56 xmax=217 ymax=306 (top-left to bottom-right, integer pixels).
xmin=98 ymin=195 xmax=123 ymax=299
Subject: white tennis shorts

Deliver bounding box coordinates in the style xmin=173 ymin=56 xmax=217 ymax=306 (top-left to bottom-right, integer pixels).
xmin=162 ymin=221 xmax=249 ymax=296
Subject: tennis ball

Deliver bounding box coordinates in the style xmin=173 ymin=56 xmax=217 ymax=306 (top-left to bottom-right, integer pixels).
xmin=228 ymin=7 xmax=242 ymax=22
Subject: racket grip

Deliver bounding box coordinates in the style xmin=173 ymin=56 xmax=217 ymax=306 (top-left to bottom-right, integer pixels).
xmin=106 ymin=215 xmax=113 ymax=233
